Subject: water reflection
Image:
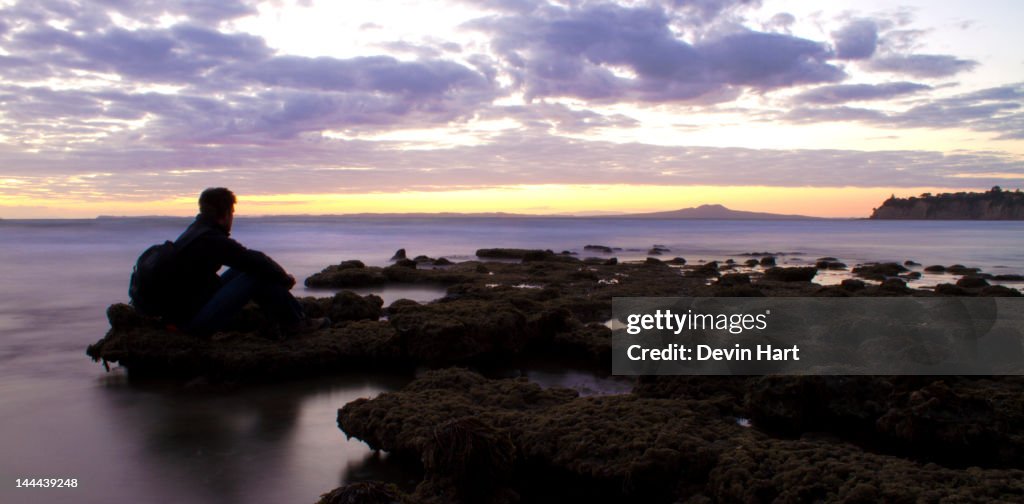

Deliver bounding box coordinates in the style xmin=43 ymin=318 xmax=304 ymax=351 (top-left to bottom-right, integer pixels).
xmin=94 ymin=373 xmax=413 ymax=504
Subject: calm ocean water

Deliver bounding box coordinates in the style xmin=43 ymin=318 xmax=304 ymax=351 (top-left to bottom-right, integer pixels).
xmin=1 ymin=216 xmax=1022 ymax=503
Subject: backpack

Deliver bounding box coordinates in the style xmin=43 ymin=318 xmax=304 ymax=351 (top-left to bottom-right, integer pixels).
xmin=128 ymin=226 xmax=207 ymax=317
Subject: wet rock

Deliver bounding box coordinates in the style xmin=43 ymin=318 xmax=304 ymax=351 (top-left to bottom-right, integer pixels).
xmin=717 ymin=273 xmax=751 ymax=287
xmin=763 ymin=267 xmax=817 ymax=282
xmin=993 ymin=274 xmax=1024 ymax=281
xmin=550 ymin=323 xmax=612 ymax=361
xmin=880 ymin=278 xmax=909 ymax=292
xmin=307 ymin=261 xmax=478 ymax=288
xmin=980 ymin=285 xmax=1022 ymax=297
xmin=338 ymin=370 xmax=1024 ymax=503
xmin=686 ymin=261 xmax=721 ymax=278
xmin=852 ymin=262 xmax=908 ymax=281
xmin=433 ymin=257 xmax=453 ymax=266
xmin=900 ymin=271 xmax=922 ymax=280
xmin=390 ymin=249 xmax=407 ymax=261
xmin=815 ymin=260 xmax=847 ymax=270
xmin=584 ymin=245 xmax=614 ymax=254
xmin=394 ymin=258 xmax=418 ymax=269
xmin=106 ymin=302 xmax=156 ymax=330
xmin=840 ymin=279 xmax=866 ymax=291
xmin=745 ymin=376 xmax=893 ymax=434
xmin=667 ymin=257 xmax=687 ymax=265
xmin=648 ymin=246 xmax=670 ymax=255
xmin=387 ymin=299 xmax=532 ymax=363
xmin=947 ymin=264 xmax=981 ymax=275
xmin=87 ymin=304 xmax=405 ymax=380
xmin=905 ymin=260 xmax=921 ymax=266
xmin=477 ymin=248 xmax=547 ymax=260
xmin=306 ymin=264 xmax=388 ymax=287
xmin=957 ymin=276 xmax=990 ymax=288
xmin=420 ymin=417 xmax=516 ymax=503
xmin=935 ymin=283 xmax=969 ymax=296
xmin=876 ymin=380 xmax=1024 ymax=465
xmin=644 ymin=257 xmax=663 ymax=265
xmin=924 ymin=265 xmax=946 ymax=273
xmin=743 ymin=259 xmax=759 ymax=267
xmin=413 ymin=255 xmax=433 ymax=263
xmin=817 ymin=257 xmax=839 ymax=262
xmin=328 ymin=291 xmax=384 ymax=322
xmin=713 ymin=285 xmax=766 ymax=297
xmin=759 ymin=256 xmax=776 ymax=267
xmin=316 ymin=481 xmax=408 ymax=504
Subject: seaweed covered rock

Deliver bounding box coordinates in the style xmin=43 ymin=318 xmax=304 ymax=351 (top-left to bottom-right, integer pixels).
xmin=87 ymin=303 xmax=405 ymax=380
xmin=327 ymin=291 xmax=384 ymax=322
xmin=338 ymin=370 xmax=1024 ymax=503
xmin=316 ymin=481 xmax=408 ymax=504
xmin=685 ymin=261 xmax=720 ymax=278
xmin=876 ymin=380 xmax=1024 ymax=465
xmin=306 ymin=262 xmax=476 ymax=288
xmin=387 ymin=299 xmax=532 ymax=363
xmin=701 ymin=436 xmax=1024 ymax=503
xmin=742 ymin=376 xmax=1024 ymax=467
xmin=957 ymin=276 xmax=990 ymax=288
xmin=852 ymin=262 xmax=908 ymax=281
xmin=417 ymin=417 xmax=517 ymax=503
xmin=716 ymin=273 xmax=750 ymax=287
xmin=762 ymin=266 xmax=817 ymax=282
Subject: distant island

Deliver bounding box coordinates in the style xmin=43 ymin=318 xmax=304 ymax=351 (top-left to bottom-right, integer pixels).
xmin=93 ymin=204 xmax=822 ymax=220
xmin=870 ymin=187 xmax=1024 ymax=220
xmin=613 ymin=204 xmax=820 ymax=220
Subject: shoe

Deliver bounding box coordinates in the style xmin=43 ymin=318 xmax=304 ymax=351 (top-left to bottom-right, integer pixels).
xmin=283 ymin=317 xmax=331 ymax=336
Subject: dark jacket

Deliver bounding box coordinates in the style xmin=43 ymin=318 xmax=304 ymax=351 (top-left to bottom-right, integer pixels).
xmin=165 ymin=214 xmax=291 ymax=323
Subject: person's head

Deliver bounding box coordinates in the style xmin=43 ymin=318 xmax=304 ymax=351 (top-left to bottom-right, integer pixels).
xmin=199 ymin=187 xmax=236 ymax=230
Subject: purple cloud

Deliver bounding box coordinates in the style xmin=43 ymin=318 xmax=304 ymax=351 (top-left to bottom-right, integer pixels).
xmin=471 ymin=2 xmax=843 ymax=103
xmin=784 ymin=84 xmax=1024 ymax=139
xmin=794 ymin=82 xmax=931 ymax=104
xmin=866 ymin=54 xmax=978 ymax=78
xmin=833 ymin=19 xmax=878 ymax=60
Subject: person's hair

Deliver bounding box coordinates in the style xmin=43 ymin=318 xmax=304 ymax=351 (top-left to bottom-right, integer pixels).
xmin=199 ymin=187 xmax=236 ymax=219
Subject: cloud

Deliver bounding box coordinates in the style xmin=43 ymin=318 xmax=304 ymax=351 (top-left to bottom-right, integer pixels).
xmin=470 ymin=2 xmax=843 ymax=103
xmin=832 ymin=19 xmax=878 ymax=60
xmin=0 ymin=0 xmax=1018 ymax=212
xmin=794 ymin=82 xmax=931 ymax=104
xmin=0 ymin=1 xmax=498 ymax=144
xmin=665 ymin=0 xmax=763 ymax=23
xmin=91 ymin=0 xmax=259 ymax=24
xmin=784 ymin=84 xmax=1024 ymax=139
xmin=1 ymin=132 xmax=1020 ymax=204
xmin=866 ymin=54 xmax=978 ymax=78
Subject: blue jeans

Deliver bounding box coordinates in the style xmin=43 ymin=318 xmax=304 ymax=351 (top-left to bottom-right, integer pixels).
xmin=184 ymin=268 xmax=303 ymax=336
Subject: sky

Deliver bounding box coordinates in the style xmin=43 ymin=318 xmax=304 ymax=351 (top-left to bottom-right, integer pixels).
xmin=0 ymin=0 xmax=1022 ymax=218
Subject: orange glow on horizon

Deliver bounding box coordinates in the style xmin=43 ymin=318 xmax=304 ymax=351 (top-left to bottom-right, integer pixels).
xmin=0 ymin=184 xmax=994 ymax=219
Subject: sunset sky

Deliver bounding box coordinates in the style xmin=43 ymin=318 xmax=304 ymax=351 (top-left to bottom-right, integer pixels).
xmin=1 ymin=0 xmax=1022 ymax=218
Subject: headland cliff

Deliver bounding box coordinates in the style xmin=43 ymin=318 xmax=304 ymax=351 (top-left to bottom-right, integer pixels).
xmin=870 ymin=187 xmax=1024 ymax=220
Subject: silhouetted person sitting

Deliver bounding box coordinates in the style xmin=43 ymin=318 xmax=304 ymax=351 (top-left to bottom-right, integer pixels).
xmin=165 ymin=187 xmax=328 ymax=336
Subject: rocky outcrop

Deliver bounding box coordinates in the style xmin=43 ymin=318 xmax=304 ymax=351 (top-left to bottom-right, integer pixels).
xmin=87 ymin=300 xmax=404 ymax=381
xmin=870 ymin=187 xmax=1024 ymax=220
xmin=335 ymin=369 xmax=1024 ymax=503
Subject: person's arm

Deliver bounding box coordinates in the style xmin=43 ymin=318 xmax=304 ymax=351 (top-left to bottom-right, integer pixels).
xmin=213 ymin=235 xmax=294 ymax=287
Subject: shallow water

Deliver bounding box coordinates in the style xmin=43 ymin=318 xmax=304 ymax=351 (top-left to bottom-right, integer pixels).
xmin=0 ymin=216 xmax=1021 ymax=503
